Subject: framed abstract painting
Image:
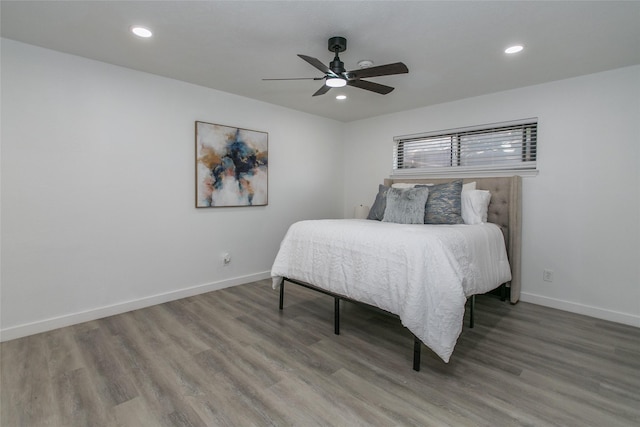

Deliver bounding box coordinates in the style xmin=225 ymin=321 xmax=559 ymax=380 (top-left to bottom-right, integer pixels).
xmin=195 ymin=121 xmax=268 ymax=207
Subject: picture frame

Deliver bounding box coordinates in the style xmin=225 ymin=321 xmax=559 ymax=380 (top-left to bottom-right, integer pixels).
xmin=195 ymin=121 xmax=268 ymax=207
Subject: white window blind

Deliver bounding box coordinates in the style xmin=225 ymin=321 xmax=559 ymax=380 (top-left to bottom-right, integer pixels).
xmin=393 ymin=119 xmax=537 ymax=176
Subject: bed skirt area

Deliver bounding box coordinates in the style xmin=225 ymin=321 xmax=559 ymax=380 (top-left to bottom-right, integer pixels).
xmin=275 ymin=276 xmax=495 ymax=371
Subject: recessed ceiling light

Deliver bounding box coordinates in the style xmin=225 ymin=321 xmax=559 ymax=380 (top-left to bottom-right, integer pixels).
xmin=131 ymin=26 xmax=153 ymax=38
xmin=336 ymin=95 xmax=347 ymax=100
xmin=505 ymin=45 xmax=524 ymax=54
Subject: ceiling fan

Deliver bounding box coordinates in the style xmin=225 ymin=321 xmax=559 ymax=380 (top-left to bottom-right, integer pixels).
xmin=263 ymin=36 xmax=409 ymax=96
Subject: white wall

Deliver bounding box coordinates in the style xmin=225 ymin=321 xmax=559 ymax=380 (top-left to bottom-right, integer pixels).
xmin=0 ymin=39 xmax=345 ymax=339
xmin=343 ymin=65 xmax=640 ymax=327
xmin=2 ymin=39 xmax=638 ymax=341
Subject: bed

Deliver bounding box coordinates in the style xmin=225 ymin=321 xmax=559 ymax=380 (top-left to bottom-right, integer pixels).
xmin=271 ymin=176 xmax=521 ymax=370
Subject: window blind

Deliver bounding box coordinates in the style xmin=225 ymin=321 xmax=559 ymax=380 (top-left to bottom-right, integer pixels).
xmin=393 ymin=119 xmax=537 ymax=176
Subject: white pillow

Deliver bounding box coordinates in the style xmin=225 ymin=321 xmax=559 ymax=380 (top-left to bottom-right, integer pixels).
xmin=463 ymin=181 xmax=476 ymax=191
xmin=461 ymin=189 xmax=491 ymax=224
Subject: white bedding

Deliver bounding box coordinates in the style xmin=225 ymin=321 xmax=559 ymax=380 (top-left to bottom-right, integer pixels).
xmin=270 ymin=219 xmax=511 ymax=362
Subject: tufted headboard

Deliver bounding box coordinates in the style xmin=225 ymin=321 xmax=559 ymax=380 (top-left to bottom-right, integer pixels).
xmin=384 ymin=176 xmax=522 ymax=303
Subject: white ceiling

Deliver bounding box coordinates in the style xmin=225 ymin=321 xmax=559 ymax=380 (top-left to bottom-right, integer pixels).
xmin=2 ymin=1 xmax=639 ymax=122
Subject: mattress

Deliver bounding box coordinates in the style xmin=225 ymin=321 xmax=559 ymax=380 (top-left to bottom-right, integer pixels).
xmin=271 ymin=219 xmax=511 ymax=362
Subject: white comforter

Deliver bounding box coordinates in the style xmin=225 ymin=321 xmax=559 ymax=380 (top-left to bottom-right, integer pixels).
xmin=270 ymin=219 xmax=511 ymax=362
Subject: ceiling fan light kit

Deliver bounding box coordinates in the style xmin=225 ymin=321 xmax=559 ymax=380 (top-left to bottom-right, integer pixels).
xmin=326 ymin=77 xmax=347 ymax=88
xmin=263 ymin=36 xmax=408 ymax=97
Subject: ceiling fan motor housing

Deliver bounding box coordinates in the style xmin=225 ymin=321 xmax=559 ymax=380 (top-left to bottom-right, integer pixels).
xmin=330 ymin=58 xmax=345 ymax=74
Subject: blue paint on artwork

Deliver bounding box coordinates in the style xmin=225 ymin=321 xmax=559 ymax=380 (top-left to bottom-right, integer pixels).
xmin=208 ymin=129 xmax=267 ymax=206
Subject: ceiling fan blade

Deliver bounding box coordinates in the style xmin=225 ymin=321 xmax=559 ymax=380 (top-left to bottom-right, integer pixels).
xmin=312 ymin=84 xmax=331 ymax=97
xmin=347 ymin=79 xmax=395 ymax=95
xmin=262 ymin=77 xmax=325 ymax=81
xmin=298 ymin=54 xmax=332 ymax=75
xmin=347 ymin=62 xmax=409 ymax=79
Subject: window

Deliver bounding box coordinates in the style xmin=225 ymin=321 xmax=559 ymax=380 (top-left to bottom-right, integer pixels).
xmin=393 ymin=119 xmax=537 ymax=176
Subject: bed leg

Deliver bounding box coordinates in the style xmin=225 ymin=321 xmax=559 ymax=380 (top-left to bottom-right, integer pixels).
xmin=500 ymin=283 xmax=506 ymax=301
xmin=413 ymin=335 xmax=421 ymax=371
xmin=279 ymin=279 xmax=285 ymax=310
xmin=334 ymin=297 xmax=340 ymax=335
xmin=469 ymin=294 xmax=475 ymax=328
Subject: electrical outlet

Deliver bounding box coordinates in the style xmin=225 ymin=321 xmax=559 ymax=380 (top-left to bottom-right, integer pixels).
xmin=543 ymin=269 xmax=554 ymax=282
xmin=223 ymin=252 xmax=231 ymax=265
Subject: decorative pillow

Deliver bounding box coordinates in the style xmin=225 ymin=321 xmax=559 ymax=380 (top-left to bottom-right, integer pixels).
xmin=382 ymin=187 xmax=430 ymax=224
xmin=463 ymin=181 xmax=476 ymax=191
xmin=461 ymin=190 xmax=492 ymax=224
xmin=367 ymin=184 xmax=390 ymax=221
xmin=421 ymin=180 xmax=465 ymax=224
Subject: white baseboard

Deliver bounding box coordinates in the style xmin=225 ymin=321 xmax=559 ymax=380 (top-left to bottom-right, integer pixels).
xmin=520 ymin=292 xmax=640 ymax=328
xmin=0 ymin=271 xmax=272 ymax=342
xmin=5 ymin=279 xmax=635 ymax=342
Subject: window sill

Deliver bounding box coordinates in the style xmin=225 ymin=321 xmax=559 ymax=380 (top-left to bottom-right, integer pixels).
xmin=390 ymin=168 xmax=538 ymax=179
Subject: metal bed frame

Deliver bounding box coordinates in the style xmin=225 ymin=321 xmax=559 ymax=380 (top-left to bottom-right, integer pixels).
xmin=277 ymin=276 xmax=505 ymax=371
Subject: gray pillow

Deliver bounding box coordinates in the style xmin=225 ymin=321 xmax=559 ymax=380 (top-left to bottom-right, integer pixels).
xmin=421 ymin=180 xmax=465 ymax=224
xmin=367 ymin=184 xmax=389 ymax=221
xmin=382 ymin=187 xmax=430 ymax=224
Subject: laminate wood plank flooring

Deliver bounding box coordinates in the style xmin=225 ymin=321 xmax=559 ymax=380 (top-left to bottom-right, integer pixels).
xmin=2 ymin=279 xmax=639 ymax=426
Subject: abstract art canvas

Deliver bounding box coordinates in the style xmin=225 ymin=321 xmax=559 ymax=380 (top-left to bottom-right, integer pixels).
xmin=196 ymin=121 xmax=268 ymax=207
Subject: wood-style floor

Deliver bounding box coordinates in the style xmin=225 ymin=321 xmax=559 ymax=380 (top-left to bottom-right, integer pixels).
xmin=2 ymin=279 xmax=639 ymax=426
